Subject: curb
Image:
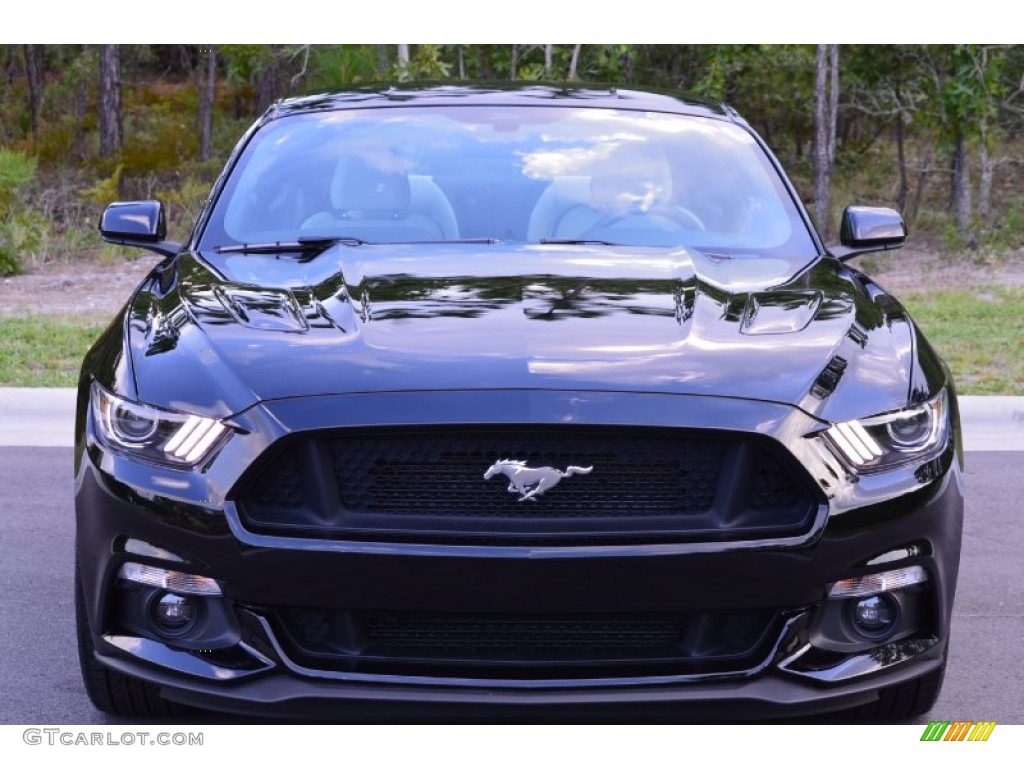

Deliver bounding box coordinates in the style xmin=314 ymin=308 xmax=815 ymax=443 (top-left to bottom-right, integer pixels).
xmin=0 ymin=387 xmax=77 ymax=448
xmin=956 ymin=396 xmax=1024 ymax=451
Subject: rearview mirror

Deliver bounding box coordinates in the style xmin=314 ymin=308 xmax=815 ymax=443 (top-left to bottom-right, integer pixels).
xmin=832 ymin=206 xmax=906 ymax=262
xmin=99 ymin=200 xmax=180 ymax=258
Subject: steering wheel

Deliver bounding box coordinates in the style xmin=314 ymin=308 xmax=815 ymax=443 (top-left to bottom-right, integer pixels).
xmin=587 ymin=204 xmax=706 ymax=234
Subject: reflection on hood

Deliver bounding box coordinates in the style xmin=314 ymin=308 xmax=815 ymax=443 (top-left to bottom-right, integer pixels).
xmin=127 ymin=245 xmax=914 ymax=424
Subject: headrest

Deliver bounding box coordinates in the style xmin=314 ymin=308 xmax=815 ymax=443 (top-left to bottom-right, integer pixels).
xmin=332 ymin=157 xmax=411 ymax=212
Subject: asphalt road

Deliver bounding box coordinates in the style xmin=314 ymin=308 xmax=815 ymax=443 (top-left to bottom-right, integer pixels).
xmin=1 ymin=447 xmax=1020 ymax=725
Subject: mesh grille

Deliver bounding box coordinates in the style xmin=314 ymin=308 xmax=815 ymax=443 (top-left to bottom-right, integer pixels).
xmin=273 ymin=606 xmax=780 ymax=676
xmin=361 ymin=612 xmax=688 ymax=651
xmin=237 ymin=425 xmax=815 ymax=543
xmin=328 ymin=430 xmax=723 ymax=518
xmin=247 ymin=451 xmax=304 ymax=509
xmin=749 ymin=453 xmax=804 ymax=508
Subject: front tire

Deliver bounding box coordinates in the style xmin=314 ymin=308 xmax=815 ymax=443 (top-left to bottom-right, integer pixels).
xmin=851 ymin=664 xmax=946 ymax=721
xmin=75 ymin=565 xmax=185 ymax=717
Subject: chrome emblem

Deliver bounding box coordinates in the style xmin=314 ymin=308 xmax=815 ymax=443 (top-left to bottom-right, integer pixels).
xmin=483 ymin=459 xmax=593 ymax=502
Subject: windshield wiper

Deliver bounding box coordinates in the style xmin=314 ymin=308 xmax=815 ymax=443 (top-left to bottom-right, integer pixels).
xmin=387 ymin=238 xmax=501 ymax=245
xmin=539 ymin=238 xmax=623 ymax=246
xmin=213 ymin=236 xmax=367 ymax=256
xmin=213 ymin=236 xmax=499 ymax=256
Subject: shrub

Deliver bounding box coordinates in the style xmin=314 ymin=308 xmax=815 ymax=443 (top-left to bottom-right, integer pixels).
xmin=0 ymin=149 xmax=37 ymax=213
xmin=0 ymin=149 xmax=40 ymax=275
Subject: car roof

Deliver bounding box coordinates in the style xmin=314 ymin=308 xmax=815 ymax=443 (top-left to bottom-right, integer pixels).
xmin=263 ymin=83 xmax=737 ymax=124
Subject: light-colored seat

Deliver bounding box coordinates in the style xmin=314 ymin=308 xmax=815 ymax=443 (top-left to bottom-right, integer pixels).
xmin=407 ymin=175 xmax=459 ymax=239
xmin=526 ymin=176 xmax=600 ymax=241
xmin=302 ymin=158 xmax=458 ymax=241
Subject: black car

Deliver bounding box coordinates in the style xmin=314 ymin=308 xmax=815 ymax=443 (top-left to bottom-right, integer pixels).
xmin=75 ymin=84 xmax=963 ymax=721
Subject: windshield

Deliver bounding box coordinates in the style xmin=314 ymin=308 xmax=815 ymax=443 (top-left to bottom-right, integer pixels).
xmin=200 ymin=105 xmax=816 ymax=257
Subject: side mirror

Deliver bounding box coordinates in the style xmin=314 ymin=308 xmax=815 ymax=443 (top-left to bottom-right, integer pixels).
xmin=99 ymin=201 xmax=181 ymax=258
xmin=831 ymin=205 xmax=906 ymax=262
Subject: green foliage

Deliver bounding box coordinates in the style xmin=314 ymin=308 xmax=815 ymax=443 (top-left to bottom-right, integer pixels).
xmin=0 ymin=316 xmax=107 ymax=386
xmin=392 ymin=45 xmax=451 ymax=81
xmin=0 ymin=149 xmax=37 ymax=187
xmin=304 ymin=45 xmax=382 ymax=89
xmin=0 ymin=149 xmax=38 ymax=212
xmin=97 ymin=243 xmax=136 ymax=265
xmin=79 ymin=164 xmax=122 ymax=206
xmin=3 ymin=210 xmax=46 ymax=253
xmin=0 ymin=214 xmax=45 ymax=275
xmin=584 ymin=44 xmax=634 ymax=82
xmin=939 ymin=220 xmax=968 ymax=254
xmin=929 ymin=45 xmax=1003 ymax=148
xmin=0 ymin=149 xmax=41 ymax=274
xmin=689 ymin=45 xmax=760 ymax=101
xmin=56 ymin=224 xmax=93 ymax=262
xmin=121 ymin=90 xmax=199 ymax=174
xmin=33 ymin=47 xmax=97 ymax=164
xmin=0 ymin=241 xmax=23 ymax=275
xmin=516 ymin=62 xmax=546 ymax=81
xmin=221 ymin=44 xmax=276 ymax=87
xmin=161 ymin=176 xmax=216 ymax=240
xmin=990 ymin=202 xmax=1024 ymax=247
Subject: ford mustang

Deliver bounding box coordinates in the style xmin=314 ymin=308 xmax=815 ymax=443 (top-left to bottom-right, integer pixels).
xmin=75 ymin=84 xmax=963 ymax=721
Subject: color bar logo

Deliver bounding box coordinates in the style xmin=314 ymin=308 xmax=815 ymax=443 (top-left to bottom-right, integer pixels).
xmin=921 ymin=721 xmax=996 ymax=741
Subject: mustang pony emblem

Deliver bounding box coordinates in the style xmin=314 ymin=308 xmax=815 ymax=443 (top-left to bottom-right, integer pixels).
xmin=483 ymin=459 xmax=593 ymax=502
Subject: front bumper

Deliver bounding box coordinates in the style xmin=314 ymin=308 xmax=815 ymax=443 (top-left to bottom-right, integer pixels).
xmin=98 ymin=632 xmax=949 ymax=722
xmin=74 ymin=390 xmax=964 ymax=720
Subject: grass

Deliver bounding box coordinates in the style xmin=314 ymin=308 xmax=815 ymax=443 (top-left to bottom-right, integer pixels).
xmin=0 ymin=316 xmax=107 ymax=387
xmin=900 ymin=285 xmax=1024 ymax=395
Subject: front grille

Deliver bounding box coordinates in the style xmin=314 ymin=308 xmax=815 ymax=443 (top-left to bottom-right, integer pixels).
xmin=328 ymin=430 xmax=722 ymax=518
xmin=236 ymin=425 xmax=816 ymax=544
xmin=273 ymin=606 xmax=781 ymax=679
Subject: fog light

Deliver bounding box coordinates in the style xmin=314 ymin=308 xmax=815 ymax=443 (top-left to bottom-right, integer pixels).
xmin=850 ymin=594 xmax=899 ymax=639
xmin=152 ymin=593 xmax=196 ymax=633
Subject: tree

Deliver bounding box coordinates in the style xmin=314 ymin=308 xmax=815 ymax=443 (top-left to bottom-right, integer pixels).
xmin=98 ymin=44 xmax=122 ymax=158
xmin=568 ymin=45 xmax=582 ymax=81
xmin=925 ymin=45 xmax=1002 ymax=243
xmin=841 ymin=45 xmax=923 ymax=215
xmin=972 ymin=46 xmax=1010 ymax=222
xmin=255 ymin=45 xmax=282 ymax=113
xmin=396 ymin=44 xmax=409 ymax=79
xmin=814 ymin=45 xmax=839 ymax=240
xmin=196 ymin=46 xmax=217 ymax=162
xmin=23 ymin=45 xmax=43 ymax=138
xmin=302 ymin=45 xmax=382 ymax=90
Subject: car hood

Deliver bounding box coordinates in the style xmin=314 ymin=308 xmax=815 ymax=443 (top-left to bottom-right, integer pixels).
xmin=126 ymin=244 xmax=921 ymax=423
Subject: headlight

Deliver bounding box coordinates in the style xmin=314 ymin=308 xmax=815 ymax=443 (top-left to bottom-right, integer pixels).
xmin=823 ymin=390 xmax=949 ymax=473
xmin=90 ymin=382 xmax=228 ymax=467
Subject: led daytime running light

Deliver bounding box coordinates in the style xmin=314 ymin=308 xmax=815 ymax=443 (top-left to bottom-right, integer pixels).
xmin=828 ymin=421 xmax=883 ymax=464
xmin=164 ymin=416 xmax=226 ymax=463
